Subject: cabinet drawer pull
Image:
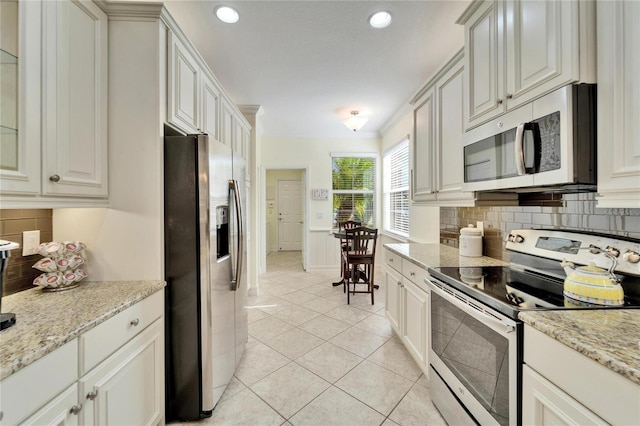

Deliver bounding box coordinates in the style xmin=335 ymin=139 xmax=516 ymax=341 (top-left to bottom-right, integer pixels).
xmin=49 ymin=174 xmax=61 ymax=182
xmin=70 ymin=404 xmax=83 ymax=415
xmin=87 ymin=389 xmax=99 ymax=400
xmin=410 ymin=272 xmax=415 ymax=276
xmin=130 ymin=318 xmax=140 ymax=326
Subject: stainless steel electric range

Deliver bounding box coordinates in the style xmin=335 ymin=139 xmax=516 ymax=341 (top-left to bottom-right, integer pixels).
xmin=426 ymin=229 xmax=640 ymax=426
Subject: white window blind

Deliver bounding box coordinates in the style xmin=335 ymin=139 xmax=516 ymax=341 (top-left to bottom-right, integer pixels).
xmin=332 ymin=155 xmax=376 ymax=228
xmin=383 ymin=140 xmax=409 ymax=236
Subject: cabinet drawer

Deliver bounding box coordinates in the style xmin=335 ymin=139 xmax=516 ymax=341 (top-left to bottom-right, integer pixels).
xmin=79 ymin=291 xmax=163 ymax=375
xmin=1 ymin=340 xmax=78 ymax=425
xmin=402 ymin=259 xmax=429 ymax=292
xmin=385 ymin=250 xmax=402 ymax=273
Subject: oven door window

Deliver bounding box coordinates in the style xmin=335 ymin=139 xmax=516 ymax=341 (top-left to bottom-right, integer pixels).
xmin=431 ymin=292 xmax=510 ymax=426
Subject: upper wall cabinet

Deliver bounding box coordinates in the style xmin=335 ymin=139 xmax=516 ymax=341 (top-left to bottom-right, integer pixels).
xmin=595 ymin=0 xmax=640 ymax=209
xmin=0 ymin=0 xmax=109 ymax=206
xmin=42 ymin=0 xmax=108 ymax=197
xmin=167 ymin=31 xmax=229 ymax=144
xmin=458 ymin=0 xmax=595 ymax=130
xmin=167 ymin=33 xmax=200 ymax=134
xmin=411 ymin=52 xmax=475 ymax=205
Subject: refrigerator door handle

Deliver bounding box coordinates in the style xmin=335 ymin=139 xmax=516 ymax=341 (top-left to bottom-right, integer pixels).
xmin=229 ymin=179 xmax=243 ymax=291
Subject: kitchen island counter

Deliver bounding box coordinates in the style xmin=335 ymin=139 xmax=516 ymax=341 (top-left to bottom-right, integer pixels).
xmin=384 ymin=242 xmax=508 ymax=269
xmin=0 ymin=280 xmax=165 ymax=381
xmin=519 ymin=309 xmax=640 ymax=385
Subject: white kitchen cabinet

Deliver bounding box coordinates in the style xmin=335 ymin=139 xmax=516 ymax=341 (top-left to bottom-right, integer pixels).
xmin=167 ymin=32 xmax=200 ymax=134
xmin=522 ymin=365 xmax=605 ymax=426
xmin=384 ymin=259 xmax=402 ymax=334
xmin=220 ymin=96 xmax=234 ymax=148
xmin=0 ymin=293 xmax=164 ymax=426
xmin=0 ymin=0 xmax=109 ymax=205
xmin=595 ymin=0 xmax=640 ymax=209
xmin=411 ymin=52 xmax=474 ymax=206
xmin=401 ymin=279 xmax=429 ymax=367
xmin=21 ymin=384 xmax=81 ymax=426
xmin=0 ymin=0 xmax=40 ymax=195
xmin=42 ymin=0 xmax=108 ymax=197
xmin=412 ymin=88 xmax=435 ymax=201
xmin=384 ymin=249 xmax=430 ymax=373
xmin=80 ymin=318 xmax=164 ymax=426
xmin=459 ymin=0 xmax=595 ymax=130
xmin=200 ymin=72 xmax=220 ymax=140
xmin=524 ymin=325 xmax=640 ymax=426
xmin=0 ymin=341 xmax=78 ymax=425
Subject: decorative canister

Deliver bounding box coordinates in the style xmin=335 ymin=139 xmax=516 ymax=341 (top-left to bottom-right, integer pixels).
xmin=459 ymin=224 xmax=483 ymax=257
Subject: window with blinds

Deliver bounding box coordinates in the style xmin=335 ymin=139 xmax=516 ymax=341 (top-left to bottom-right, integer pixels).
xmin=383 ymin=140 xmax=409 ymax=236
xmin=331 ymin=155 xmax=376 ymax=228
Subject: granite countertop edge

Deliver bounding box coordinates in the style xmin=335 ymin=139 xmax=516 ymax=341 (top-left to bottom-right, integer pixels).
xmin=519 ymin=311 xmax=640 ymax=386
xmin=383 ymin=242 xmax=508 ymax=269
xmin=0 ymin=280 xmax=166 ymax=381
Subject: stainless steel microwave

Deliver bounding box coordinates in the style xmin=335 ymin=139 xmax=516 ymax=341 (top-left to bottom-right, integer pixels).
xmin=462 ymin=84 xmax=596 ymax=193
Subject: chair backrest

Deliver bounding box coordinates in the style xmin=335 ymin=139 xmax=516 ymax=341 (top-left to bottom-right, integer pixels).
xmin=345 ymin=226 xmax=378 ymax=257
xmin=339 ymin=220 xmax=361 ymax=231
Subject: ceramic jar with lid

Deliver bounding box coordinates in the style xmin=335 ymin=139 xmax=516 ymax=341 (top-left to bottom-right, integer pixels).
xmin=459 ymin=224 xmax=483 ymax=257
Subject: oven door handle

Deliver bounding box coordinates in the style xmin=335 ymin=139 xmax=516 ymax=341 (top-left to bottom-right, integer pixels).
xmin=427 ymin=279 xmax=516 ymax=335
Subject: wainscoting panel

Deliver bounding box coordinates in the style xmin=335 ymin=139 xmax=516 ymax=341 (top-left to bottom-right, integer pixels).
xmin=307 ymin=229 xmax=340 ymax=272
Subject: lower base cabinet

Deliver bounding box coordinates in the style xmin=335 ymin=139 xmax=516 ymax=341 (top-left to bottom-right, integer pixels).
xmin=0 ymin=293 xmax=164 ymax=425
xmin=80 ymin=319 xmax=164 ymax=425
xmin=22 ymin=384 xmax=80 ymax=426
xmin=401 ymin=280 xmax=429 ymax=367
xmin=523 ymin=324 xmax=639 ymax=425
xmin=522 ymin=365 xmax=605 ymax=425
xmin=384 ymin=249 xmax=430 ymax=374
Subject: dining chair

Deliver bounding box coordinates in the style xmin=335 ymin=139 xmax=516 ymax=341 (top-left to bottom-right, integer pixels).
xmin=342 ymin=226 xmax=378 ymax=304
xmin=338 ymin=220 xmax=361 ymax=291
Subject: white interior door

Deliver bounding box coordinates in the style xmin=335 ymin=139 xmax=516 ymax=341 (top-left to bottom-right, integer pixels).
xmin=277 ymin=179 xmax=302 ymax=251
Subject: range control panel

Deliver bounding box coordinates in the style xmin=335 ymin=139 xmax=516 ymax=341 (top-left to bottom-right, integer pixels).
xmin=506 ymin=229 xmax=640 ymax=276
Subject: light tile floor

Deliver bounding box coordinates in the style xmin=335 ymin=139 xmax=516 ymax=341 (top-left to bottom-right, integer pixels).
xmin=175 ymin=251 xmax=446 ymax=426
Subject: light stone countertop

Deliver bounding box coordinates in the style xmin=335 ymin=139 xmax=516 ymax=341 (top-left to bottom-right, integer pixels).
xmin=383 ymin=243 xmax=508 ymax=269
xmin=0 ymin=280 xmax=165 ymax=381
xmin=519 ymin=310 xmax=640 ymax=385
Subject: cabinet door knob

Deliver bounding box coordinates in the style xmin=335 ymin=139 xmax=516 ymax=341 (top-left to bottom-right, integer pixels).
xmin=69 ymin=404 xmax=83 ymax=415
xmin=130 ymin=318 xmax=140 ymax=326
xmin=410 ymin=272 xmax=415 ymax=276
xmin=497 ymin=98 xmax=503 ymax=105
xmin=87 ymin=389 xmax=98 ymax=400
xmin=49 ymin=174 xmax=61 ymax=182
xmin=506 ymin=93 xmax=513 ymax=99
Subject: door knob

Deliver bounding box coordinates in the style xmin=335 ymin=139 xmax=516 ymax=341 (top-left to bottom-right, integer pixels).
xmin=49 ymin=174 xmax=61 ymax=182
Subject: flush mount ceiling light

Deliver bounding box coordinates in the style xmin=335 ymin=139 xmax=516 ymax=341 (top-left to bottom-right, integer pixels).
xmin=343 ymin=111 xmax=368 ymax=132
xmin=215 ymin=6 xmax=239 ymax=24
xmin=369 ymin=11 xmax=392 ymax=29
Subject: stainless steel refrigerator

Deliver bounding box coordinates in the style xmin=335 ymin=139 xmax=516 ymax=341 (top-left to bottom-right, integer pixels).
xmin=164 ymin=131 xmax=248 ymax=421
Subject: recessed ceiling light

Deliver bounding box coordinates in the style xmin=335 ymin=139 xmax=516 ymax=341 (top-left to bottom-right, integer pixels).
xmin=369 ymin=11 xmax=392 ymax=29
xmin=216 ymin=6 xmax=239 ymax=24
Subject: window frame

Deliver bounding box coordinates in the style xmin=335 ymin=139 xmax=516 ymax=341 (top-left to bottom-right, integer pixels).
xmin=383 ymin=139 xmax=410 ymax=238
xmin=331 ymin=153 xmax=377 ymax=229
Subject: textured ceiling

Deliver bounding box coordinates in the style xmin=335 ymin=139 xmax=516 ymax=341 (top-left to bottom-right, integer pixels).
xmin=164 ymin=0 xmax=470 ymax=138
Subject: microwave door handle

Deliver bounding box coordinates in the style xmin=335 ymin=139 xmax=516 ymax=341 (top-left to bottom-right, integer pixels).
xmin=515 ymin=122 xmax=527 ymax=176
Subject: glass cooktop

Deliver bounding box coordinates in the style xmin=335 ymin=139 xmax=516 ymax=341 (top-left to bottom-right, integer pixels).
xmin=428 ymin=266 xmax=640 ymax=319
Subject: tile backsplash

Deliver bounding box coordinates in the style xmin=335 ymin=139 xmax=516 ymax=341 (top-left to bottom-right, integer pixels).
xmin=440 ymin=193 xmax=640 ymax=261
xmin=0 ymin=209 xmax=52 ymax=296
